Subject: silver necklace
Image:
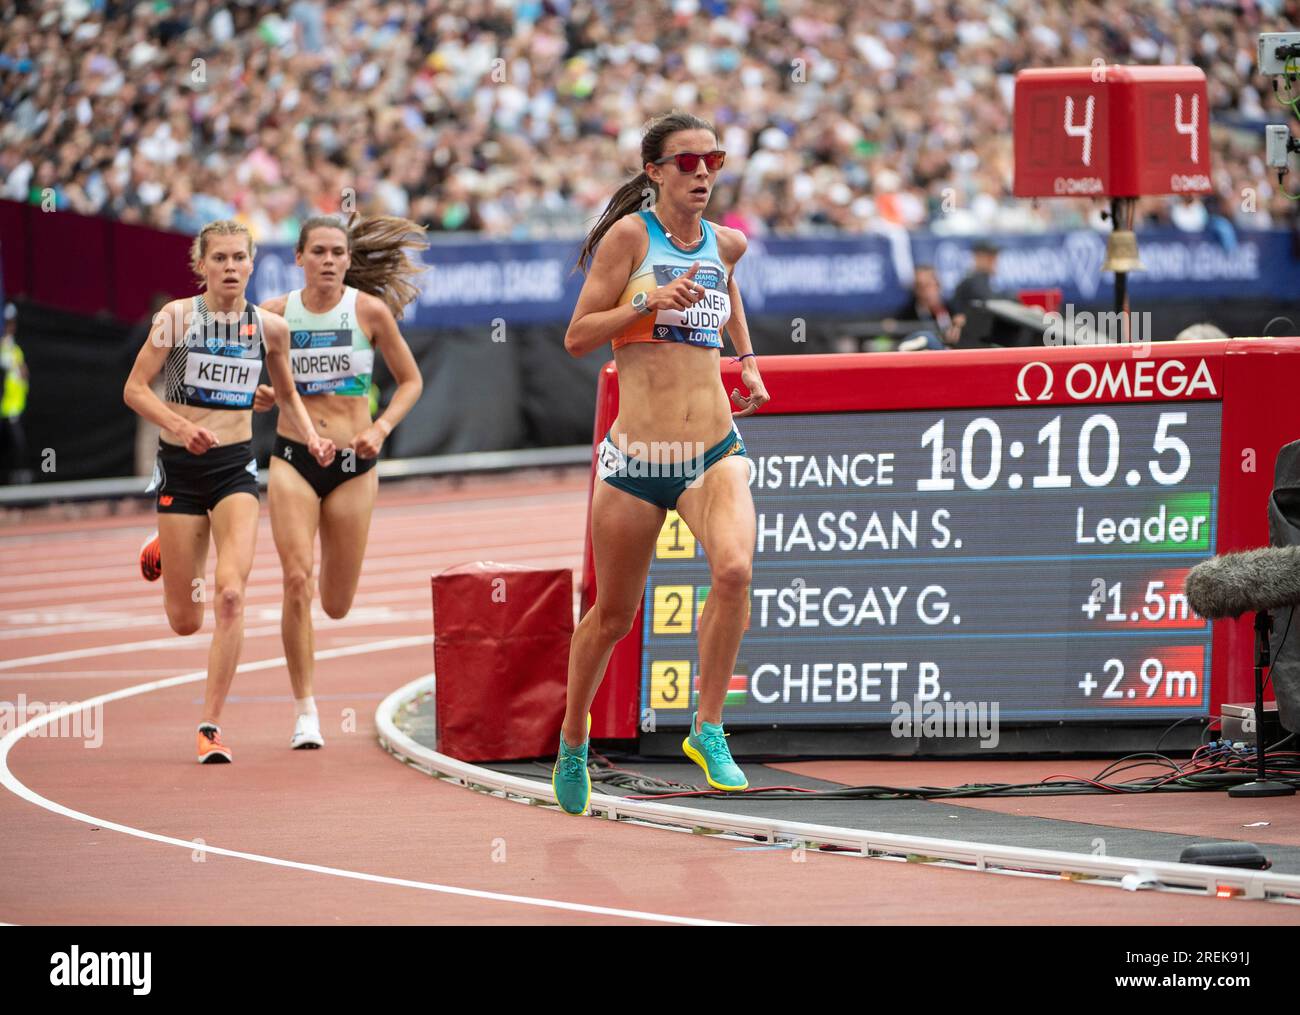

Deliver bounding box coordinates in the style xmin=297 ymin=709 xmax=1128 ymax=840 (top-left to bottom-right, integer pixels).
xmin=656 ymin=210 xmax=702 ymax=248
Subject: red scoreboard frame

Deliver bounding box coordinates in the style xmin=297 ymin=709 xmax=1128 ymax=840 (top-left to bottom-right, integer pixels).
xmin=581 ymin=339 xmax=1300 ymax=739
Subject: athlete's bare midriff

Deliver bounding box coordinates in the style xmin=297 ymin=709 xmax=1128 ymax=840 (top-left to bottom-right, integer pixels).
xmin=610 ymin=341 xmax=734 ymax=458
xmin=160 ymin=402 xmax=253 ymax=447
xmin=277 ymin=392 xmax=372 ymax=446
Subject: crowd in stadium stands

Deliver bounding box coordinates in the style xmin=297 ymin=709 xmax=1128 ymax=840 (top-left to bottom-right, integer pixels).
xmin=1 ymin=0 xmax=1297 ymax=245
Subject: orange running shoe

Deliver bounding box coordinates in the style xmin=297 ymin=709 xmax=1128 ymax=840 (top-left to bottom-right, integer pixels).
xmin=139 ymin=531 xmax=162 ymax=582
xmin=197 ymin=724 xmax=232 ymax=764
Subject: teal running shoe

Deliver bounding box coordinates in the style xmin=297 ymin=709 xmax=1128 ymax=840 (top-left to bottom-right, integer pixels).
xmin=683 ymin=710 xmax=748 ymax=791
xmin=552 ymin=714 xmax=591 ymax=815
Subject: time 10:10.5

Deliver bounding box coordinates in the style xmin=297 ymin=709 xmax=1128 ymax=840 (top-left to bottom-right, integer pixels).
xmin=917 ymin=411 xmax=1191 ymax=492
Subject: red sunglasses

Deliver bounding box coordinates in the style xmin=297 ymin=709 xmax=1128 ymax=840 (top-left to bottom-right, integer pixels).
xmin=652 ymin=150 xmax=726 ymax=173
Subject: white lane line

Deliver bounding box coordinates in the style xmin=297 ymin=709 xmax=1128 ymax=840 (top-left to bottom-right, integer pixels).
xmin=0 ymin=611 xmax=430 ymax=671
xmin=0 ymin=487 xmax=586 ymax=554
xmin=0 ymin=564 xmax=580 ymax=635
xmin=0 ymin=634 xmax=205 ymax=669
xmin=2 ymin=516 xmax=584 ymax=587
xmin=0 ymin=670 xmax=187 ymax=679
xmin=0 ymin=545 xmax=585 ymax=610
xmin=0 ymin=542 xmax=583 ymax=602
xmin=0 ymin=636 xmax=733 ymax=927
xmin=0 ymin=601 xmax=442 ymax=641
xmin=0 ymin=546 xmax=579 ymax=594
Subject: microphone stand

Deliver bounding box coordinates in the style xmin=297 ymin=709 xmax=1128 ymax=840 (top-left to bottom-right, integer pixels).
xmin=1228 ymin=610 xmax=1296 ymax=797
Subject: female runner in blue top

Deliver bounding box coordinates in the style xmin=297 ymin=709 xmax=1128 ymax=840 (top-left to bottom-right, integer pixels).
xmin=125 ymin=219 xmax=335 ymax=763
xmin=553 ymin=111 xmax=771 ymax=814
xmin=254 ymin=214 xmax=426 ymax=750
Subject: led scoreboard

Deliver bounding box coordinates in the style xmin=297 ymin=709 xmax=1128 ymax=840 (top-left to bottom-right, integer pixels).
xmin=644 ymin=401 xmax=1220 ymax=728
xmin=582 ymin=340 xmax=1300 ymax=754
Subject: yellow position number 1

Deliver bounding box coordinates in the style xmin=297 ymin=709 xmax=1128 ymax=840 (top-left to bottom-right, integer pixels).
xmin=656 ymin=511 xmax=695 ymax=558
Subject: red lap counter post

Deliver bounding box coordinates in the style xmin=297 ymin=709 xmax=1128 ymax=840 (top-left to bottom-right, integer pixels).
xmin=1014 ymin=64 xmax=1213 ymax=325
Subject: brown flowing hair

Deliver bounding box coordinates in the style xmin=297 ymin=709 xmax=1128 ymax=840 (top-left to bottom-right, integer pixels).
xmin=574 ymin=110 xmax=717 ymax=274
xmin=297 ymin=213 xmax=429 ymax=319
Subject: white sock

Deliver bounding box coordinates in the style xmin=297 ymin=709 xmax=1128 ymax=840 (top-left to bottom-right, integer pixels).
xmin=294 ymin=697 xmax=318 ymax=719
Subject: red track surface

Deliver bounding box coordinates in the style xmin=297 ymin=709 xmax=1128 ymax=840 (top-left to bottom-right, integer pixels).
xmin=2 ymin=471 xmax=1297 ymax=925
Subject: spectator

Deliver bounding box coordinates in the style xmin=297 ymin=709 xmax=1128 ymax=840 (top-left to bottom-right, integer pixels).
xmin=893 ymin=264 xmax=964 ymax=350
xmin=948 ymin=240 xmax=1026 ymax=347
xmin=0 ymin=304 xmax=31 ymax=483
xmin=0 ymin=0 xmax=1296 ymax=241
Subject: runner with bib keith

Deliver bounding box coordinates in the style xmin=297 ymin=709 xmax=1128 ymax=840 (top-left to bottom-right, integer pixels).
xmin=124 ymin=219 xmax=334 ymax=764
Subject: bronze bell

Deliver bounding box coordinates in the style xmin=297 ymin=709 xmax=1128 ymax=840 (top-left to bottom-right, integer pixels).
xmin=1103 ymin=229 xmax=1146 ymax=273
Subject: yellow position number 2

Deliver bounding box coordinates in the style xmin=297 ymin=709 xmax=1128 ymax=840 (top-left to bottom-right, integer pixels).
xmin=653 ymin=585 xmax=694 ymax=634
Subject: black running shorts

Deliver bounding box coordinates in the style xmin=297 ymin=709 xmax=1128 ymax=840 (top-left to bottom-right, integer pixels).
xmin=272 ymin=434 xmax=376 ymax=500
xmin=148 ymin=440 xmax=259 ymax=515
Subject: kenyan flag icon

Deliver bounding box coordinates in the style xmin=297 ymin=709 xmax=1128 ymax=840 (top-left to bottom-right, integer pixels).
xmin=693 ymin=663 xmax=749 ymax=708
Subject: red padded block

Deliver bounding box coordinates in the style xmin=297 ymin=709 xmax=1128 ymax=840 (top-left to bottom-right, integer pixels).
xmin=432 ymin=562 xmax=572 ymax=762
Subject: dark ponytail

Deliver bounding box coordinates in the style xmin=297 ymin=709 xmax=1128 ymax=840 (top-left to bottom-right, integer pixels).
xmin=574 ymin=110 xmax=717 ymax=274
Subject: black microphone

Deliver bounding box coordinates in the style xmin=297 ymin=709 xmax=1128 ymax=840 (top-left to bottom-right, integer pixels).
xmin=1184 ymin=546 xmax=1300 ymax=619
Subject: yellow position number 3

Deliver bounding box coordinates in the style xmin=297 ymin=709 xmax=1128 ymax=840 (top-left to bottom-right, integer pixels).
xmin=650 ymin=660 xmax=691 ymax=710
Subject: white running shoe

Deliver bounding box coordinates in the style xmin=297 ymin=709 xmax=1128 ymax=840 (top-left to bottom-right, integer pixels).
xmin=291 ymin=713 xmax=324 ymax=749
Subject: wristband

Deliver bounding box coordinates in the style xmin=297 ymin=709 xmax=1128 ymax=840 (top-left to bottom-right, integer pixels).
xmin=733 ymin=353 xmax=756 ymax=363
